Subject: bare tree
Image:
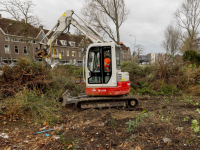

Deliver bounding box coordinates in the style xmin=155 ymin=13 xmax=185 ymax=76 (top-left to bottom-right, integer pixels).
xmin=0 ymin=0 xmax=41 ymax=58
xmin=132 ymin=51 xmax=136 ymax=58
xmin=81 ymin=0 xmax=129 ymax=44
xmin=162 ymin=24 xmax=181 ymax=56
xmin=135 ymin=44 xmax=144 ymax=63
xmin=135 ymin=44 xmax=144 ymax=56
xmin=174 ymin=0 xmax=200 ymax=52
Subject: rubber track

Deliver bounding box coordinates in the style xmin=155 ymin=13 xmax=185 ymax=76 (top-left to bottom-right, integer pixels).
xmin=75 ymin=96 xmax=138 ymax=110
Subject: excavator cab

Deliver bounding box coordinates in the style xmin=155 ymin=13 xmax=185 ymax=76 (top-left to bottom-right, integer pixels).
xmin=85 ymin=42 xmax=131 ymax=96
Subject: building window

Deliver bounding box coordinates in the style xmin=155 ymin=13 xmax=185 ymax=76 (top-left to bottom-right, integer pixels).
xmin=11 ymin=38 xmax=19 ymax=42
xmin=53 ymin=39 xmax=57 ymax=45
xmin=67 ymin=50 xmax=69 ymax=56
xmin=4 ymin=45 xmax=9 ymax=54
xmin=74 ymin=59 xmax=76 ymax=64
xmin=79 ymin=52 xmax=81 ymax=57
xmin=72 ymin=51 xmax=76 ymax=57
xmin=61 ymin=49 xmax=64 ymax=56
xmin=24 ymin=46 xmax=28 ymax=54
xmin=35 ymin=47 xmax=39 ymax=52
xmin=69 ymin=41 xmax=75 ymax=47
xmin=60 ymin=40 xmax=67 ymax=45
xmin=14 ymin=45 xmax=19 ymax=54
xmin=5 ymin=37 xmax=9 ymax=41
xmin=54 ymin=49 xmax=58 ymax=56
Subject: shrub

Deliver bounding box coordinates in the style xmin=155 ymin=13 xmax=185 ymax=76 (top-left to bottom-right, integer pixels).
xmin=0 ymin=88 xmax=60 ymax=123
xmin=183 ymin=50 xmax=200 ymax=66
xmin=122 ymin=61 xmax=185 ymax=96
xmin=159 ymin=81 xmax=178 ymax=95
xmin=49 ymin=65 xmax=85 ymax=97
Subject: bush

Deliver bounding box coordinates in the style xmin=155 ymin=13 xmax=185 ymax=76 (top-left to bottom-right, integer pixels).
xmin=122 ymin=61 xmax=186 ymax=96
xmin=159 ymin=81 xmax=178 ymax=95
xmin=183 ymin=50 xmax=200 ymax=66
xmin=50 ymin=65 xmax=85 ymax=97
xmin=0 ymin=89 xmax=60 ymax=123
xmin=0 ymin=58 xmax=85 ymax=123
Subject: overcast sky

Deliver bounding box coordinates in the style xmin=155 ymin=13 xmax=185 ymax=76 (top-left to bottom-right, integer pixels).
xmin=2 ymin=0 xmax=184 ymax=54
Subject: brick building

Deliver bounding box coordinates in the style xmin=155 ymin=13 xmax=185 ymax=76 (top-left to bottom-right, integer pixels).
xmin=0 ymin=16 xmax=40 ymax=63
xmin=0 ymin=15 xmax=84 ymax=65
xmin=120 ymin=43 xmax=132 ymax=62
xmin=0 ymin=15 xmax=131 ymax=65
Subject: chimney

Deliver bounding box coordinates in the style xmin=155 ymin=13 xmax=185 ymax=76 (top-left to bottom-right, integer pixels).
xmin=21 ymin=19 xmax=25 ymax=22
xmin=68 ymin=32 xmax=71 ymax=36
xmin=39 ymin=25 xmax=43 ymax=30
xmin=0 ymin=14 xmax=2 ymax=19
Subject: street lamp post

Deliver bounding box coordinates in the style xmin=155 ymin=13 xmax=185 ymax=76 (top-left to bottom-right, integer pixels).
xmin=6 ymin=23 xmax=12 ymax=63
xmin=129 ymin=35 xmax=136 ymax=54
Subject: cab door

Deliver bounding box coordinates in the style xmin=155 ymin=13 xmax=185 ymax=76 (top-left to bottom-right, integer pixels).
xmin=86 ymin=46 xmax=112 ymax=86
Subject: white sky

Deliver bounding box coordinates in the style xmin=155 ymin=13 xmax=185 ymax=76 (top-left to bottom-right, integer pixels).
xmin=1 ymin=0 xmax=184 ymax=54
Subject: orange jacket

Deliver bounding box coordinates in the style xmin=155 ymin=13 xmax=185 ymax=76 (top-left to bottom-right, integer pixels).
xmin=104 ymin=58 xmax=111 ymax=72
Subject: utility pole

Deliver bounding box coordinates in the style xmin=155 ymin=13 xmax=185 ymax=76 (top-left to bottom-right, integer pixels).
xmin=129 ymin=35 xmax=136 ymax=54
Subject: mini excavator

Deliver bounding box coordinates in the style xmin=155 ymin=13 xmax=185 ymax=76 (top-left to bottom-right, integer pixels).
xmin=37 ymin=10 xmax=138 ymax=110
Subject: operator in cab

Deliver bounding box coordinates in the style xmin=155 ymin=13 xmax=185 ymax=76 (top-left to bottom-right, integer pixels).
xmin=104 ymin=53 xmax=111 ymax=72
xmin=97 ymin=52 xmax=111 ymax=72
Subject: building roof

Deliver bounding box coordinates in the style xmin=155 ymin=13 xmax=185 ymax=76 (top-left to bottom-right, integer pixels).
xmin=0 ymin=16 xmax=85 ymax=47
xmin=43 ymin=29 xmax=85 ymax=47
xmin=0 ymin=17 xmax=41 ymax=38
xmin=121 ymin=43 xmax=130 ymax=51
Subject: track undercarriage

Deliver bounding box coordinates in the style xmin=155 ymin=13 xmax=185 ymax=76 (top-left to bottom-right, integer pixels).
xmin=62 ymin=90 xmax=138 ymax=110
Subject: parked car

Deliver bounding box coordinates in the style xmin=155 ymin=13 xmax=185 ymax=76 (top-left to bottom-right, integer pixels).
xmin=9 ymin=62 xmax=16 ymax=68
xmin=62 ymin=62 xmax=70 ymax=65
xmin=0 ymin=63 xmax=4 ymax=76
xmin=51 ymin=62 xmax=61 ymax=68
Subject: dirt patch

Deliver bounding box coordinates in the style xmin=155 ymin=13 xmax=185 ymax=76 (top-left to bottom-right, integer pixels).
xmin=1 ymin=95 xmax=200 ymax=149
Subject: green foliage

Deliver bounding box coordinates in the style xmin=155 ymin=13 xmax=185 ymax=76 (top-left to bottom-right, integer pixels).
xmin=0 ymin=89 xmax=60 ymax=123
xmin=191 ymin=120 xmax=200 ymax=133
xmin=182 ymin=95 xmax=199 ymax=105
xmin=159 ymin=81 xmax=178 ymax=95
xmin=125 ymin=110 xmax=150 ymax=133
xmin=107 ymin=117 xmax=116 ymax=129
xmin=49 ymin=65 xmax=85 ymax=97
xmin=0 ymin=58 xmax=86 ymax=123
xmin=183 ymin=50 xmax=200 ymax=66
xmin=126 ymin=134 xmax=136 ymax=141
xmin=60 ymin=133 xmax=78 ymax=150
xmin=196 ymin=109 xmax=200 ymax=114
xmin=56 ymin=65 xmax=83 ymax=77
xmin=15 ymin=57 xmax=45 ymax=73
xmin=183 ymin=116 xmax=190 ymax=121
xmin=134 ymin=81 xmax=152 ymax=95
xmin=121 ymin=61 xmax=185 ymax=96
xmin=157 ymin=111 xmax=171 ymax=122
xmin=121 ymin=61 xmax=141 ymax=76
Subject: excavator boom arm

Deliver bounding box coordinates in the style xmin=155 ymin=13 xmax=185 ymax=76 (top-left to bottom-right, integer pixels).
xmin=40 ymin=10 xmax=104 ymax=50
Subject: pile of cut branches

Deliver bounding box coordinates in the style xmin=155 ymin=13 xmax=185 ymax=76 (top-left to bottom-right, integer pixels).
xmin=0 ymin=58 xmax=51 ymax=98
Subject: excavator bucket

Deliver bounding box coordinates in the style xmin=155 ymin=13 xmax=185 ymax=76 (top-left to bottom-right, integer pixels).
xmin=35 ymin=50 xmax=48 ymax=58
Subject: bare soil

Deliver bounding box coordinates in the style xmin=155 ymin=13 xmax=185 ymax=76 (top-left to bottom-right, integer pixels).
xmin=1 ymin=95 xmax=200 ymax=150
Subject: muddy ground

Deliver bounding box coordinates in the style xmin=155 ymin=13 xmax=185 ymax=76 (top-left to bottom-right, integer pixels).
xmin=1 ymin=95 xmax=200 ymax=150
